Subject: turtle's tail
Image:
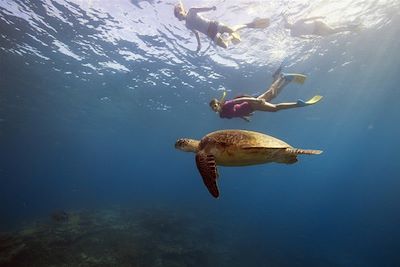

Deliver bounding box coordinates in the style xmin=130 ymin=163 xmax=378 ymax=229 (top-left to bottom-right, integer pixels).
xmin=286 ymin=148 xmax=323 ymax=155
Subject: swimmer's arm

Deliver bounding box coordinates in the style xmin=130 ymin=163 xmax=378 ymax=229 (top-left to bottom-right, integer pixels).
xmin=193 ymin=30 xmax=201 ymax=52
xmin=190 ymin=6 xmax=216 ymax=13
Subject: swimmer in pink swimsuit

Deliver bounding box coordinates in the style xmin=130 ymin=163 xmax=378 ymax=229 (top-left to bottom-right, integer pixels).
xmin=210 ymin=67 xmax=323 ymax=121
xmin=174 ymin=2 xmax=269 ymax=52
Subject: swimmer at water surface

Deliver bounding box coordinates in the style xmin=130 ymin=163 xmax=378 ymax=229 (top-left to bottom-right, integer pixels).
xmin=283 ymin=14 xmax=360 ymax=37
xmin=174 ymin=1 xmax=269 ymax=52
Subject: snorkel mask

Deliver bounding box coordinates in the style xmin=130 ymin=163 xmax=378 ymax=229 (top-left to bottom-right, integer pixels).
xmin=209 ymin=91 xmax=226 ymax=112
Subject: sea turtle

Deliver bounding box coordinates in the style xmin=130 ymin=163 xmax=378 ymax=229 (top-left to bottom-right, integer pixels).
xmin=175 ymin=129 xmax=322 ymax=198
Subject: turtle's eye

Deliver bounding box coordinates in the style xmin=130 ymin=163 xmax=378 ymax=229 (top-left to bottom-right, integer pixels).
xmin=175 ymin=139 xmax=187 ymax=148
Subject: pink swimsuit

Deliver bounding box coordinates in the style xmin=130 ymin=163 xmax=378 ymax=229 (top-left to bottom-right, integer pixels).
xmin=219 ymin=100 xmax=254 ymax=119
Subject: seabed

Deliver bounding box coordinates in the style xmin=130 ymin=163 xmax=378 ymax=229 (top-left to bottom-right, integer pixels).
xmin=0 ymin=207 xmax=230 ymax=267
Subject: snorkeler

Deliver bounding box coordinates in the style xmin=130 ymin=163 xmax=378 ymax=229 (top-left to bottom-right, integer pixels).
xmin=209 ymin=67 xmax=322 ymax=121
xmin=174 ymin=1 xmax=269 ymax=52
xmin=283 ymin=14 xmax=360 ymax=37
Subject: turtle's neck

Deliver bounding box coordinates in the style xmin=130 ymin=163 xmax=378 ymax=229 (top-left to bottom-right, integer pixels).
xmin=184 ymin=139 xmax=200 ymax=153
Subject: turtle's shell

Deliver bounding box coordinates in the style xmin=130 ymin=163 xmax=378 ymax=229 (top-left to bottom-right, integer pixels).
xmin=198 ymin=130 xmax=294 ymax=166
xmin=200 ymin=129 xmax=291 ymax=149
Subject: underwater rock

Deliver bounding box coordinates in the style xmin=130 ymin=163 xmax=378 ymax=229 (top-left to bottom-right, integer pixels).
xmin=0 ymin=233 xmax=26 ymax=264
xmin=51 ymin=210 xmax=69 ymax=223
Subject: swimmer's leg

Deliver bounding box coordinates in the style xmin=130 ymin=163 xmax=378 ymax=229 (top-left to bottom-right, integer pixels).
xmin=217 ymin=23 xmax=241 ymax=44
xmin=255 ymin=96 xmax=321 ymax=112
xmin=314 ymin=21 xmax=360 ymax=35
xmin=272 ymin=66 xmax=283 ymax=82
xmin=218 ymin=23 xmax=235 ymax=34
xmin=257 ymin=75 xmax=286 ymax=102
xmin=313 ymin=21 xmax=338 ymax=35
xmin=257 ymin=72 xmax=307 ymax=101
xmin=331 ymin=23 xmax=361 ymax=34
xmin=254 ymin=100 xmax=304 ymax=112
xmin=215 ymin=18 xmax=270 ymax=46
xmin=231 ymin=18 xmax=270 ymax=31
xmin=213 ymin=33 xmax=229 ymax=49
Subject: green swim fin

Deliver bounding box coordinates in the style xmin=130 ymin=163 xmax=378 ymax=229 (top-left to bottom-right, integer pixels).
xmin=246 ymin=18 xmax=270 ymax=29
xmin=231 ymin=32 xmax=241 ymax=45
xmin=283 ymin=73 xmax=307 ymax=84
xmin=297 ymin=95 xmax=323 ymax=107
xmin=306 ymin=95 xmax=323 ymax=105
xmin=293 ymin=74 xmax=307 ymax=84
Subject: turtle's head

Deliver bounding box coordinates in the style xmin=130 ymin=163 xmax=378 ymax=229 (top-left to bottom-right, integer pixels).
xmin=175 ymin=138 xmax=199 ymax=153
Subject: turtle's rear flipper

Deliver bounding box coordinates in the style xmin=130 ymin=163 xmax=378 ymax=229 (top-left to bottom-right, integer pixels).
xmin=287 ymin=148 xmax=323 ymax=155
xmin=196 ymin=152 xmax=220 ymax=198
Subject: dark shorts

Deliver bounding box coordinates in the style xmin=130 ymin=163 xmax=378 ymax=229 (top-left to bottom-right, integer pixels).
xmin=207 ymin=21 xmax=220 ymax=40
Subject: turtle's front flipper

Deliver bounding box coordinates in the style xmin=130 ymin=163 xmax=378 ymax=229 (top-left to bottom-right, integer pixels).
xmin=195 ymin=151 xmax=220 ymax=198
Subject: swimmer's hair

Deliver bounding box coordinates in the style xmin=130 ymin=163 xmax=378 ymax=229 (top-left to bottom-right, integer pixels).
xmin=209 ymin=98 xmax=219 ymax=107
xmin=174 ymin=3 xmax=183 ymax=18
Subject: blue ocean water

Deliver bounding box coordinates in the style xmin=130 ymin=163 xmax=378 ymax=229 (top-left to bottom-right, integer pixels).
xmin=1 ymin=0 xmax=400 ymax=266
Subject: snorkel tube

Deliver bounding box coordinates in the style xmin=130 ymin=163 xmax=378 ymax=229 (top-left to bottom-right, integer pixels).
xmin=219 ymin=90 xmax=227 ymax=103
